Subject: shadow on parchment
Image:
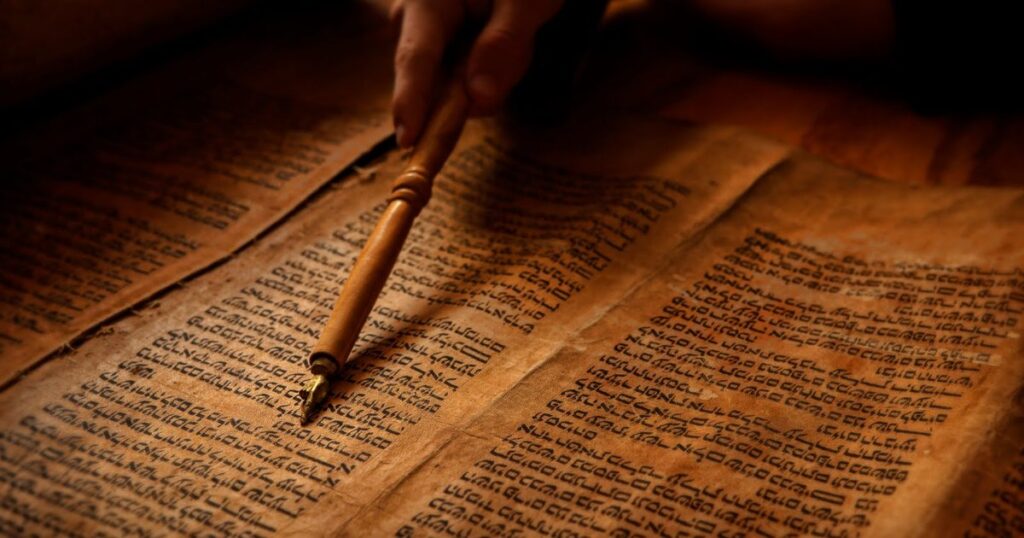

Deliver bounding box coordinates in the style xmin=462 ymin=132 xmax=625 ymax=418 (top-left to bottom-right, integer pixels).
xmin=334 ymin=110 xmax=702 ymax=410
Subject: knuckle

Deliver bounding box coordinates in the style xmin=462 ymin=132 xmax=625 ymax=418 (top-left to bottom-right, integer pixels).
xmin=394 ymin=42 xmax=440 ymax=68
xmin=481 ymin=25 xmax=523 ymax=49
xmin=391 ymin=92 xmax=408 ymax=112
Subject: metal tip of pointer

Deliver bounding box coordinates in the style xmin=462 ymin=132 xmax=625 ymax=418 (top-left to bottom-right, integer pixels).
xmin=298 ymin=373 xmax=330 ymax=426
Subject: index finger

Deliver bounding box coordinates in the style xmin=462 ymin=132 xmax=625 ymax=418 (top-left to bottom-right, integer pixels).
xmin=392 ymin=0 xmax=461 ymax=147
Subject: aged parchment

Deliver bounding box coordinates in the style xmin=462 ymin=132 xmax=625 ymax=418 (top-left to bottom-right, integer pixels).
xmin=1 ymin=109 xmax=1022 ymax=536
xmin=0 ymin=3 xmax=394 ymax=384
xmin=0 ymin=116 xmax=789 ymax=536
xmin=345 ymin=153 xmax=1024 ymax=538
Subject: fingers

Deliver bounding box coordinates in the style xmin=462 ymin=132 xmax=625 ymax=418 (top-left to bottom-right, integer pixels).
xmin=466 ymin=0 xmax=563 ymax=116
xmin=392 ymin=0 xmax=461 ymax=147
xmin=392 ymin=0 xmax=563 ymax=145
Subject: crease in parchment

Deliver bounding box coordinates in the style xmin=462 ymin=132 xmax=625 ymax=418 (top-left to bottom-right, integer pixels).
xmin=0 ymin=134 xmax=395 ymax=393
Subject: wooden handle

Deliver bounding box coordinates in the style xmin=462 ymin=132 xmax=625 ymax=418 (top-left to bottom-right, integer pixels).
xmin=309 ymin=70 xmax=469 ymax=373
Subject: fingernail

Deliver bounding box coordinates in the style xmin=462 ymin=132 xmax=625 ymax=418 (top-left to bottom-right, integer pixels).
xmin=395 ymin=123 xmax=407 ymax=147
xmin=469 ymin=74 xmax=499 ymax=102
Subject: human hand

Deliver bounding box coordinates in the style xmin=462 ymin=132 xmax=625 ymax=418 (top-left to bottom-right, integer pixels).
xmin=390 ymin=0 xmax=564 ymax=148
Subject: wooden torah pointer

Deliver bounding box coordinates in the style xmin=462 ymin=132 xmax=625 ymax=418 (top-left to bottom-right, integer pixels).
xmin=299 ymin=72 xmax=470 ymax=425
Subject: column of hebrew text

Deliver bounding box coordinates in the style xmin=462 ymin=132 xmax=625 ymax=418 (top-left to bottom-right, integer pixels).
xmin=348 ymin=156 xmax=1024 ymax=537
